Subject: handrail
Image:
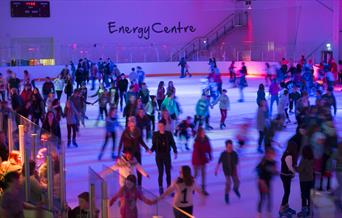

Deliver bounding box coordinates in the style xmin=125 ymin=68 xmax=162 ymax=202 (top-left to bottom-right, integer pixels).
xmin=171 ymin=11 xmax=246 ymax=61
xmin=305 ymin=41 xmax=326 ymax=60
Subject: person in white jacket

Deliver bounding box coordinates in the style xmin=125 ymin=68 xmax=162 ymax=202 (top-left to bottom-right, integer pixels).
xmin=54 ymin=74 xmax=64 ymax=100
xmin=100 ymin=149 xmax=149 ymax=187
xmin=211 ymin=89 xmax=230 ymax=129
xmin=278 ymin=89 xmax=290 ymax=126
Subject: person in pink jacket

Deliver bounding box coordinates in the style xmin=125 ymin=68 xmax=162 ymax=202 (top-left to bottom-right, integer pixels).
xmin=191 ymin=127 xmax=212 ymax=195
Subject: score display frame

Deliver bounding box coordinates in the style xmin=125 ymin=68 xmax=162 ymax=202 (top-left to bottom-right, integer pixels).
xmin=11 ymin=1 xmax=50 ymax=18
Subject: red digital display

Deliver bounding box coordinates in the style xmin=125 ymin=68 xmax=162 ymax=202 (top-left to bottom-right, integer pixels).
xmin=11 ymin=1 xmax=50 ymax=17
xmin=25 ymin=2 xmax=36 ymax=7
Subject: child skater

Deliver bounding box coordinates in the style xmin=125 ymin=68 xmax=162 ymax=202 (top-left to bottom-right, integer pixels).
xmin=211 ymin=89 xmax=230 ymax=129
xmin=297 ymin=146 xmax=314 ymax=217
xmin=109 ymin=175 xmax=155 ymax=218
xmin=100 ymin=149 xmax=149 ymax=188
xmin=215 ymin=139 xmax=240 ymax=204
xmin=158 ymin=165 xmax=205 ymax=218
xmin=256 ymin=147 xmax=278 ymax=218
xmin=235 ymin=119 xmax=252 ymax=153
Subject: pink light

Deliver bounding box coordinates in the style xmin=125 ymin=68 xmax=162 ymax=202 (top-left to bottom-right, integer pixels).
xmin=71 ymin=43 xmax=77 ymax=49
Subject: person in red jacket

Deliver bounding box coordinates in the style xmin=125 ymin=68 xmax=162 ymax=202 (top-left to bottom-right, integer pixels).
xmin=191 ymin=127 xmax=212 ymax=195
xmin=20 ymin=83 xmax=33 ymax=118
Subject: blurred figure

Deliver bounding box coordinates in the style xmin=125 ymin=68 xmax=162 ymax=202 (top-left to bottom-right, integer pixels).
xmin=215 ymin=139 xmax=240 ymax=204
xmin=256 ymin=147 xmax=277 ymax=218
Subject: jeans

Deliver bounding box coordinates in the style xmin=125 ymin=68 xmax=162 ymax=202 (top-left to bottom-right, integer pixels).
xmin=280 ymin=175 xmax=293 ymax=207
xmin=258 ymin=130 xmax=265 ymax=149
xmin=67 ymin=124 xmax=77 ymax=142
xmin=193 ymin=165 xmax=206 ymax=188
xmin=156 ymin=154 xmax=171 ymax=188
xmin=270 ymin=95 xmax=279 ymax=117
xmin=225 ymin=174 xmax=240 ymax=194
xmin=134 ymin=152 xmax=143 ymax=186
xmin=180 ymin=67 xmax=185 ymax=77
xmin=56 ymin=90 xmax=62 ymax=100
xmin=147 ymin=114 xmax=155 ymax=131
xmin=119 ymin=92 xmax=126 ymax=111
xmin=97 ymin=106 xmax=108 ymax=121
xmin=99 ymin=132 xmax=116 ymax=156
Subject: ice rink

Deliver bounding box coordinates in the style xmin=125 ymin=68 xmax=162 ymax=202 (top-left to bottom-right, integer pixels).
xmin=60 ymin=75 xmax=342 ymax=218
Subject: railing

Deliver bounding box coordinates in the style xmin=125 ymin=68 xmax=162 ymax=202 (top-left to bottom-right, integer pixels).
xmin=0 ymin=43 xmax=329 ymax=66
xmin=0 ymin=110 xmax=66 ymax=217
xmin=89 ymin=167 xmax=108 ymax=218
xmin=170 ymin=12 xmax=248 ymax=61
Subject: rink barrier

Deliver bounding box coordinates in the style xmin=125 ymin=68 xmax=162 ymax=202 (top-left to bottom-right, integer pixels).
xmin=0 ymin=111 xmax=67 ymax=217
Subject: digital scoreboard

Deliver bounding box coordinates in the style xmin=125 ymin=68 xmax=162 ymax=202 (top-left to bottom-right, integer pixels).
xmin=11 ymin=1 xmax=50 ymax=17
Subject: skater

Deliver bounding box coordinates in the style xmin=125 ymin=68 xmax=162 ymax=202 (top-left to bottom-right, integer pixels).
xmin=256 ymin=100 xmax=269 ymax=153
xmin=109 ymin=175 xmax=155 ymax=218
xmin=136 ymin=66 xmax=145 ymax=87
xmin=100 ymin=149 xmax=149 ymax=187
xmin=156 ymin=81 xmax=166 ymax=112
xmin=211 ymin=89 xmax=230 ymax=129
xmin=118 ymin=117 xmax=151 ymax=186
xmin=98 ymin=107 xmax=120 ymax=160
xmin=166 ymin=81 xmax=176 ymax=97
xmin=215 ymin=139 xmax=240 ymax=204
xmin=92 ymin=88 xmax=109 ymax=126
xmin=144 ymin=95 xmax=157 ymax=132
xmin=257 ymin=84 xmax=266 ymax=106
xmin=161 ymin=92 xmax=179 ymax=132
xmin=279 ymin=141 xmax=298 ymax=217
xmin=256 ymin=147 xmax=277 ymax=218
xmin=265 ymin=63 xmax=272 ymax=87
xmin=151 ymin=120 xmax=177 ymax=195
xmin=229 ymin=61 xmax=236 ymax=84
xmin=278 ymin=89 xmax=290 ymax=126
xmin=118 ymin=73 xmax=129 ymax=112
xmin=64 ymin=100 xmax=79 ymax=147
xmin=178 ymin=57 xmax=187 ymax=78
xmin=53 ymin=74 xmax=64 ymax=101
xmin=297 ymin=146 xmax=314 ymax=217
xmin=135 ymin=108 xmax=151 ymax=140
xmin=238 ymin=62 xmax=248 ymax=102
xmin=185 ymin=62 xmax=192 ymax=77
xmin=158 ymin=165 xmax=205 ymax=218
xmin=194 ymin=94 xmax=212 ymax=130
xmin=175 ymin=116 xmax=195 ymax=150
xmin=269 ymin=79 xmax=280 ymax=117
xmin=191 ymin=127 xmax=212 ymax=195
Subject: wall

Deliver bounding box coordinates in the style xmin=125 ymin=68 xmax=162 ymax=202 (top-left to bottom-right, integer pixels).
xmin=0 ymin=0 xmax=235 ymax=64
xmin=241 ymin=0 xmax=336 ymax=61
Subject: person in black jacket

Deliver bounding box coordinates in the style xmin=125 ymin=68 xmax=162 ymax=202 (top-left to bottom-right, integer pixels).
xmin=10 ymin=88 xmax=24 ymax=115
xmin=118 ymin=117 xmax=150 ymax=186
xmin=117 ymin=73 xmax=129 ymax=112
xmin=322 ymin=87 xmax=337 ymax=116
xmin=42 ymin=77 xmax=55 ymax=103
xmin=42 ymin=111 xmax=62 ymax=148
xmin=151 ymin=120 xmax=177 ymax=195
xmin=279 ymin=141 xmax=298 ymax=217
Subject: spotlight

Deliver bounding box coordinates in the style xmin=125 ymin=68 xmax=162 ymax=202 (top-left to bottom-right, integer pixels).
xmin=326 ymin=43 xmax=331 ymax=50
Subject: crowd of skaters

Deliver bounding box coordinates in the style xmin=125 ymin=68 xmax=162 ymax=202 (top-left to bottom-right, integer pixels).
xmin=0 ymin=55 xmax=340 ymax=218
